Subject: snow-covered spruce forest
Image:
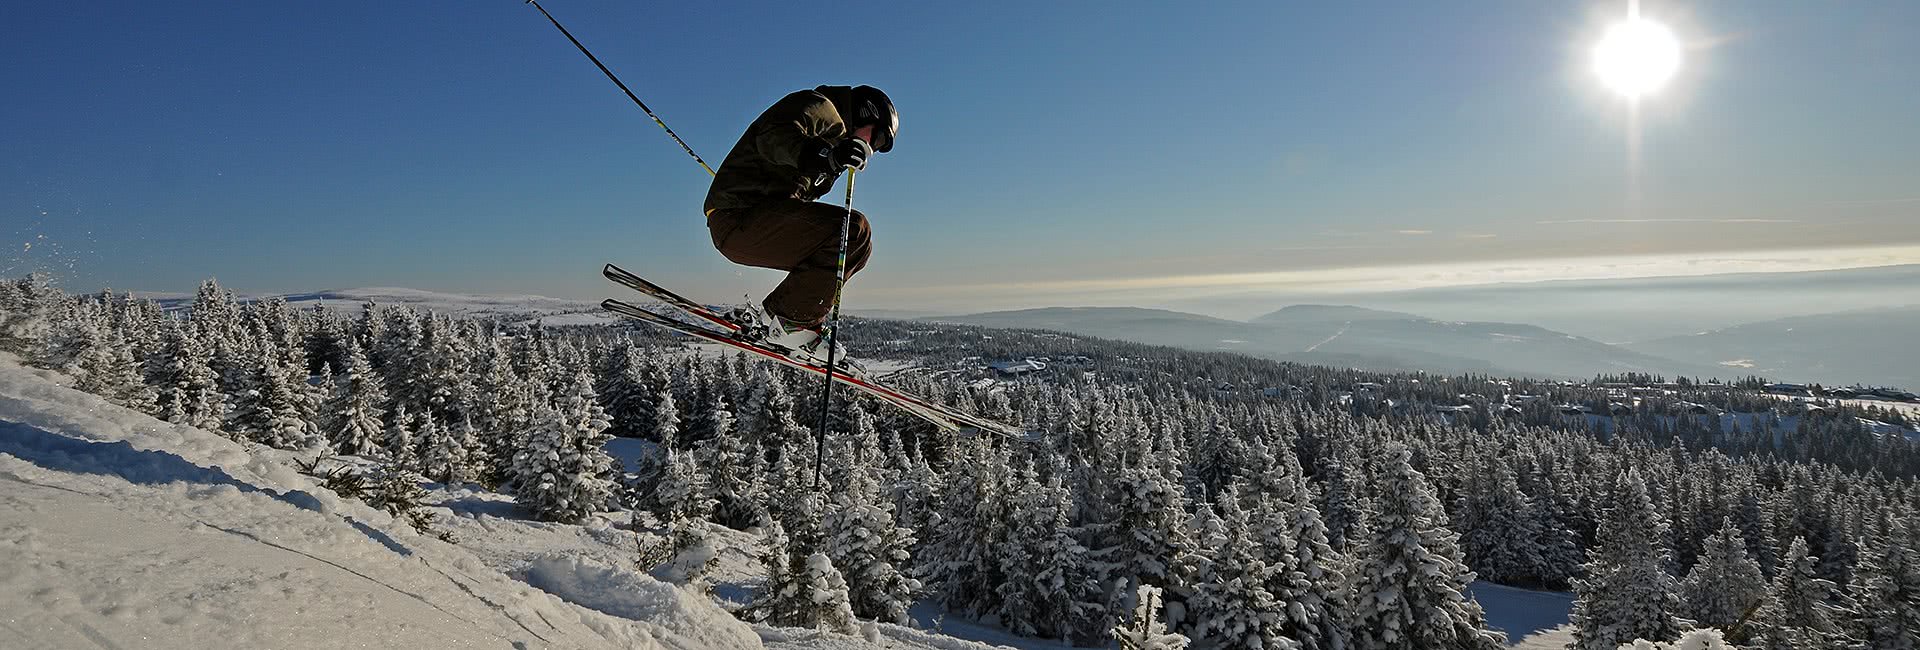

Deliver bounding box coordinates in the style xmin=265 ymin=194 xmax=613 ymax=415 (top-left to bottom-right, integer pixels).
xmin=3 ymin=274 xmax=1918 ymax=650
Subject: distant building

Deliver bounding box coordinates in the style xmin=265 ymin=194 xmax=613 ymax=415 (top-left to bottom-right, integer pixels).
xmin=1673 ymin=401 xmax=1716 ymax=415
xmin=987 ymin=359 xmax=1047 ymax=375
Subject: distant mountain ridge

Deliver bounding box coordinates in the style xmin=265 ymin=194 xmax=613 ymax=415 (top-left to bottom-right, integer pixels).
xmin=1252 ymin=304 xmax=1424 ymax=324
xmin=1627 ymin=305 xmax=1920 ymax=387
xmin=143 ymin=287 xmax=603 ymax=320
xmin=928 ymin=304 xmax=1726 ymax=380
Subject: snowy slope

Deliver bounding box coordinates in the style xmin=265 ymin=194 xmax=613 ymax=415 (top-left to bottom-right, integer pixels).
xmin=1468 ymin=581 xmax=1573 ymax=646
xmin=0 ymin=353 xmax=1008 ymax=650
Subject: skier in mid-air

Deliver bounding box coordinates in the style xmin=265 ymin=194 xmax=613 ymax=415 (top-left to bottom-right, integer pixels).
xmin=703 ymin=84 xmax=898 ymax=349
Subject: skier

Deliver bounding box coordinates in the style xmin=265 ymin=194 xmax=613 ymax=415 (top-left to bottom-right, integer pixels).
xmin=704 ymin=84 xmax=898 ymax=348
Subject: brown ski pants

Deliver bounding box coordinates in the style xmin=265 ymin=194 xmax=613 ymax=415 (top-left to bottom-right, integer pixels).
xmin=708 ymin=199 xmax=871 ymax=326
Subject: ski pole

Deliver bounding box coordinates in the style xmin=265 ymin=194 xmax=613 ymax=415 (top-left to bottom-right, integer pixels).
xmin=813 ymin=169 xmax=856 ymax=490
xmin=525 ymin=0 xmax=716 ymax=177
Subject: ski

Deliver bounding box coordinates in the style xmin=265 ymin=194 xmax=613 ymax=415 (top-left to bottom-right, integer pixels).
xmin=605 ymin=262 xmax=840 ymax=367
xmin=603 ymin=263 xmax=743 ymax=333
xmin=600 ymin=297 xmax=1026 ymax=440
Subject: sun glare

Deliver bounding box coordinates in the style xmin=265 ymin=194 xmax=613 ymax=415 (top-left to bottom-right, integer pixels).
xmin=1593 ymin=17 xmax=1681 ymax=99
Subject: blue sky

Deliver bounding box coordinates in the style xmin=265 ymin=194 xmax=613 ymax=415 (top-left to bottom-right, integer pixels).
xmin=5 ymin=0 xmax=1917 ymax=313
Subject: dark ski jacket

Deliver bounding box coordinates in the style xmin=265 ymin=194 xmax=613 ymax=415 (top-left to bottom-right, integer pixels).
xmin=703 ymin=85 xmax=867 ymax=216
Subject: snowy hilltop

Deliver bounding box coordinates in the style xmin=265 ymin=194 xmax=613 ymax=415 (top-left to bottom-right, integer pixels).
xmin=0 ymin=348 xmax=1042 ymax=649
xmin=0 ymin=349 xmax=740 ymax=648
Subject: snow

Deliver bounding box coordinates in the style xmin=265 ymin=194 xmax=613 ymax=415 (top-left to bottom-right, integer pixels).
xmin=521 ymin=553 xmax=763 ymax=649
xmin=1468 ymin=581 xmax=1574 ymax=645
xmin=1509 ymin=624 xmax=1575 ymax=649
xmin=0 ymin=356 xmax=670 ymax=647
xmin=0 ymin=351 xmax=1015 ymax=650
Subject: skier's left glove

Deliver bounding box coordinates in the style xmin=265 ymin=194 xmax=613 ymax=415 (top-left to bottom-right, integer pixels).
xmin=830 ymin=137 xmax=872 ymax=171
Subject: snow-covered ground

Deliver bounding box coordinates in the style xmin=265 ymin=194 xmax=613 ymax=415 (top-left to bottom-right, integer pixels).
xmin=1468 ymin=581 xmax=1574 ymax=647
xmin=1510 ymin=624 xmax=1575 ymax=650
xmin=0 ymin=352 xmax=1010 ymax=649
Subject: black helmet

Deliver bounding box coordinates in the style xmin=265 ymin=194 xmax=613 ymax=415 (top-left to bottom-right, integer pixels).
xmin=851 ymin=85 xmax=898 ymax=153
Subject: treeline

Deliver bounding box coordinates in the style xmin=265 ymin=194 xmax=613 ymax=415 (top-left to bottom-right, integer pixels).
xmin=4 ymin=273 xmax=1917 ymax=649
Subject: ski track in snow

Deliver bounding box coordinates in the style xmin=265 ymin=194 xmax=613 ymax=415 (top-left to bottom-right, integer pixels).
xmin=0 ymin=351 xmax=1018 ymax=650
xmin=1302 ymin=321 xmax=1353 ymax=353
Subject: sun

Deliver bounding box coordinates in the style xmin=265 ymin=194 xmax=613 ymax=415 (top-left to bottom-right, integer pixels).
xmin=1592 ymin=17 xmax=1681 ymax=99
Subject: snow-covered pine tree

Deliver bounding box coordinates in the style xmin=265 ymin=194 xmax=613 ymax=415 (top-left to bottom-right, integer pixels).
xmin=301 ymin=302 xmax=346 ymax=375
xmin=512 ymin=401 xmax=583 ymax=522
xmin=1522 ymin=459 xmax=1583 ymax=589
xmin=602 ymin=344 xmax=659 ymax=439
xmin=1108 ymin=433 xmax=1192 ymax=596
xmin=821 ymin=437 xmax=920 ymax=626
xmin=510 ymin=369 xmax=617 ymax=523
xmin=919 ymin=436 xmax=1010 ymax=618
xmin=384 ymin=405 xmax=417 ymax=467
xmin=418 ymin=410 xmax=476 ymax=485
xmin=1456 ymin=457 xmax=1549 ymax=587
xmin=232 ymin=340 xmax=316 ymax=449
xmin=0 ymin=273 xmax=57 ymax=355
xmin=1114 ymin=585 xmax=1191 ymax=650
xmin=625 ymin=381 xmax=682 ymax=516
xmin=1193 ymin=410 xmax=1246 ymax=498
xmin=697 ymin=391 xmax=767 ymax=530
xmin=69 ymin=316 xmax=114 ymax=392
xmin=1570 ymin=468 xmax=1685 ymax=650
xmin=744 ymin=520 xmax=860 ymax=634
xmin=155 ymin=320 xmax=228 ymax=431
xmin=325 ymin=337 xmax=387 ymax=456
xmin=997 ymin=467 xmax=1103 ymax=644
xmin=81 ymin=325 xmax=159 ymax=413
xmin=374 ymin=306 xmax=424 ymax=412
xmin=1844 ymin=518 xmax=1920 ymax=650
xmin=1315 ymin=451 xmax=1368 ymax=553
xmin=1185 ymin=485 xmax=1287 ymax=650
xmin=1276 ymin=462 xmax=1350 ymax=650
xmin=1349 ymin=443 xmax=1505 ymax=650
xmin=653 ymin=449 xmax=715 ymax=525
xmin=1746 ymin=535 xmax=1845 ymax=650
xmin=1678 ymin=517 xmax=1766 ymax=632
xmin=1165 ymin=476 xmax=1232 ymax=636
xmin=417 ymin=313 xmax=472 ymax=424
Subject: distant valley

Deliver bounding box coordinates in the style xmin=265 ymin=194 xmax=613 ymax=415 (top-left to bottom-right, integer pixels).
xmin=923 ymin=305 xmax=1730 ymax=381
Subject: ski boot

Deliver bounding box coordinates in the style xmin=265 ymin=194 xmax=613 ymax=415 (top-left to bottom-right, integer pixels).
xmin=726 ymin=305 xmax=857 ymax=370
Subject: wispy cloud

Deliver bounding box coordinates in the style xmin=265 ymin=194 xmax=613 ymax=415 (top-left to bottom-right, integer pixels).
xmin=1535 ymin=218 xmax=1798 ymax=225
xmin=1460 ymin=233 xmax=1499 ymax=239
xmin=1831 ymin=197 xmax=1920 ymax=206
xmin=877 ymin=244 xmax=1920 ymax=304
xmin=1395 ymin=229 xmax=1433 ymax=235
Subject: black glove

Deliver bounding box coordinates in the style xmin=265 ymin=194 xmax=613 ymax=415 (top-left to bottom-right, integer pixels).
xmin=830 ymin=137 xmax=872 ymax=171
